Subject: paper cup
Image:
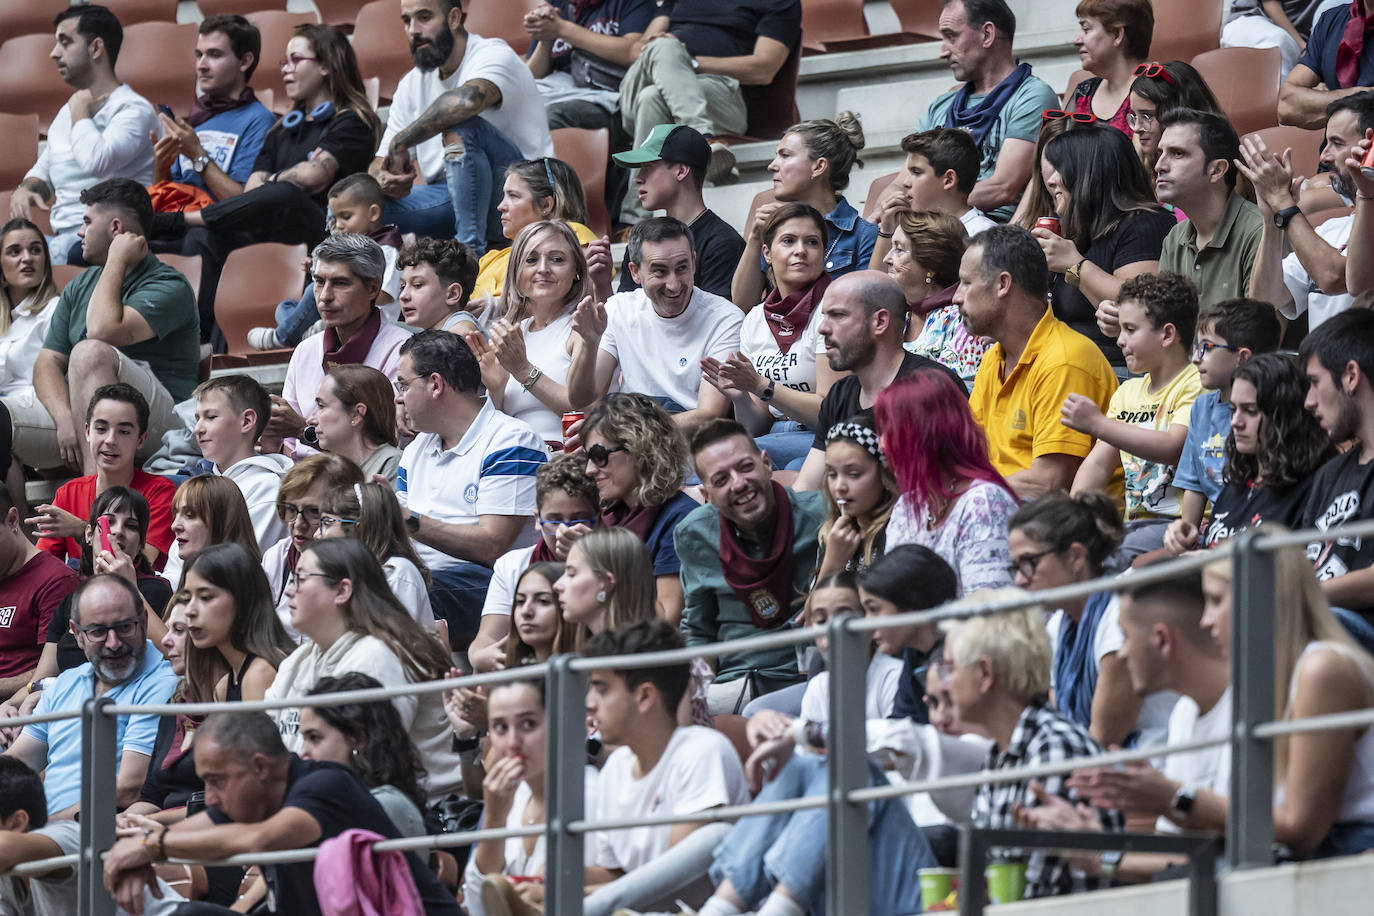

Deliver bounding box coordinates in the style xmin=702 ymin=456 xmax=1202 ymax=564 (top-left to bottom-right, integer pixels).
xmin=918 ymin=868 xmax=958 ymax=909
xmin=985 ymin=861 xmax=1027 ymax=904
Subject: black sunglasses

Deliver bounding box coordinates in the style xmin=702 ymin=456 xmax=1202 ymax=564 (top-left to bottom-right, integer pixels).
xmin=586 ymin=443 xmax=628 ymax=468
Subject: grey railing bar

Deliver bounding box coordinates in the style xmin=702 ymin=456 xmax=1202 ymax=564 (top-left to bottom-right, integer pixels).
xmin=5 ymin=853 xmax=79 ymax=877
xmin=1252 ymin=517 xmax=1374 ymax=550
xmin=0 ymin=707 xmax=86 ymax=729
xmin=1252 ymin=705 xmax=1374 ymax=738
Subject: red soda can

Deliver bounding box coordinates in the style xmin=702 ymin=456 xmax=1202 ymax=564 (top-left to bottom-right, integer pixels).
xmin=1035 ymin=216 xmax=1061 ymax=235
xmin=1361 ymin=142 xmax=1374 ymax=180
xmin=561 ymin=411 xmax=584 ymax=453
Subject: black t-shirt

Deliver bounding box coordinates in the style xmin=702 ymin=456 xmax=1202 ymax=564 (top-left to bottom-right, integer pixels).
xmin=206 ymin=758 xmax=461 ymax=916
xmin=811 ymin=350 xmax=967 ymax=452
xmin=618 ymin=208 xmax=746 ymax=300
xmin=139 ymin=710 xmax=202 ymax=810
xmin=1302 ymin=448 xmax=1374 ymax=614
xmin=1202 ymin=478 xmax=1314 ymax=548
xmin=666 ymin=0 xmax=801 ymax=59
xmin=49 ymin=574 xmax=173 ymax=671
xmin=252 ymin=109 xmax=377 ymax=205
xmin=1050 ymin=208 xmax=1176 ymax=366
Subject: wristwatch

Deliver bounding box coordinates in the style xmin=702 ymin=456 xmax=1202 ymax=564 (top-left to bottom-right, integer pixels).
xmin=406 ymin=510 xmax=421 ymax=535
xmin=1170 ymin=786 xmax=1196 ymax=819
xmin=191 ymin=154 xmax=210 ymax=174
xmin=1099 ymin=850 xmax=1123 ymax=882
xmin=1273 ymin=205 xmax=1302 ymax=230
xmin=760 ymin=378 xmax=776 ymax=402
xmin=1064 ymin=258 xmax=1086 ymax=288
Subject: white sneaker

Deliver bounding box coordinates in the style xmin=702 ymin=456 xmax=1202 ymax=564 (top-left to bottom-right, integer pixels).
xmin=247 ymin=327 xmax=281 ymax=350
xmin=706 ymin=142 xmax=739 ymax=185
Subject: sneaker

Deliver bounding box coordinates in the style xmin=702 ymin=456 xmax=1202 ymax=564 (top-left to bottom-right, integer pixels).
xmin=247 ymin=327 xmax=282 ymax=350
xmin=706 ymin=141 xmax=739 ymax=185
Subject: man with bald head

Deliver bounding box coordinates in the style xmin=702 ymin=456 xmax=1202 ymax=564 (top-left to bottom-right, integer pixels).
xmin=958 ymin=226 xmax=1116 ymax=498
xmin=793 ymin=270 xmax=965 ymax=490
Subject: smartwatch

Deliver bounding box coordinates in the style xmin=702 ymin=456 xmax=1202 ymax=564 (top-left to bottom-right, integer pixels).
xmin=1170 ymin=786 xmax=1196 ymax=819
xmin=406 ymin=510 xmax=422 ymax=535
xmin=1099 ymin=849 xmax=1123 ymax=882
xmin=760 ymin=379 xmax=776 ymax=402
xmin=191 ymin=154 xmax=210 ymax=174
xmin=1273 ymin=205 xmax=1302 ymax=230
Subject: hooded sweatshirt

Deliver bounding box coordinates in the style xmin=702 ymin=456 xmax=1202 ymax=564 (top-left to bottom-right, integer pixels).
xmin=219 ymin=453 xmax=294 ymax=551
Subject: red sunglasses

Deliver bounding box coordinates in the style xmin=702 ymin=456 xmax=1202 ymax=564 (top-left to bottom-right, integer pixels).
xmin=1042 ymin=109 xmax=1098 ymax=124
xmin=1133 ymin=62 xmax=1175 ymax=84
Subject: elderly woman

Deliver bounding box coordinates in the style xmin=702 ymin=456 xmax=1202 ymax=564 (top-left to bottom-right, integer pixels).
xmin=1065 ymin=0 xmax=1154 ymax=134
xmin=940 ymin=593 xmax=1122 ymax=899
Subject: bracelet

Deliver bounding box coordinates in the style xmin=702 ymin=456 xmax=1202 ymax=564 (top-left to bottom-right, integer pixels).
xmin=520 ymin=366 xmax=543 ymax=392
xmin=876 ymin=229 xmax=894 ymax=238
xmin=157 ymin=824 xmax=168 ymax=861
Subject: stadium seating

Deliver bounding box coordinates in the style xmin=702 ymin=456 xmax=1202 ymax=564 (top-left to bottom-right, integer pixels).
xmin=0 ymin=114 xmax=41 ymax=193
xmin=53 ymin=264 xmax=85 ymax=292
xmin=0 ymin=33 xmax=73 ymax=134
xmin=351 ymin=0 xmax=412 ymax=104
xmin=101 ymin=0 xmax=180 ymax=28
xmin=212 ymin=242 xmax=308 ymax=367
xmin=467 ymin=0 xmax=543 ymax=55
xmin=1061 ymin=68 xmax=1092 ymax=104
xmin=1192 ymin=46 xmax=1281 ymax=136
xmin=199 ymin=0 xmax=289 ymax=15
xmin=120 ymin=22 xmax=200 ymax=118
xmin=551 ymin=127 xmax=612 ymax=237
xmin=861 ymin=170 xmax=900 ymax=222
xmin=1244 ymin=125 xmax=1325 ymax=179
xmin=0 ymin=0 xmax=69 ymax=40
xmin=246 ymin=10 xmax=323 ymax=116
xmin=313 ymin=0 xmax=371 ymax=29
xmin=732 ymin=49 xmax=802 ymax=142
xmin=801 ymin=0 xmax=871 ymax=54
xmin=159 ymin=254 xmax=204 ymax=303
xmin=1150 ymin=0 xmax=1223 ymax=64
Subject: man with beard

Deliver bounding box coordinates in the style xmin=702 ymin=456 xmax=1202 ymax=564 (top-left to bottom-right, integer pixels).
xmin=960 ymin=227 xmax=1116 ymax=499
xmin=792 ymin=271 xmax=964 ymax=491
xmin=1299 ymin=309 xmax=1374 ymax=617
xmin=370 ymin=0 xmax=554 ymax=250
xmin=1242 ymin=92 xmax=1374 ymax=331
xmin=3 ymin=575 xmax=177 ymax=819
xmin=677 ymin=420 xmax=825 ymax=713
xmin=9 ymin=4 xmax=158 ymax=265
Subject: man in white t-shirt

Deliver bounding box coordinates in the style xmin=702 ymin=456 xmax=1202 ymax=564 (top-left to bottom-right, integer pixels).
xmin=394 ymin=330 xmax=547 ymax=649
xmin=567 ymin=217 xmax=741 ymax=436
xmin=369 ymin=0 xmax=555 ymax=254
xmin=583 ymin=620 xmax=749 ymax=890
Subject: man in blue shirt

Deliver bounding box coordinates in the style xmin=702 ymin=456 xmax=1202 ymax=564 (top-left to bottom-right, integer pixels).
xmin=1280 ymin=0 xmax=1374 ymax=128
xmin=3 ymin=575 xmax=177 ymax=818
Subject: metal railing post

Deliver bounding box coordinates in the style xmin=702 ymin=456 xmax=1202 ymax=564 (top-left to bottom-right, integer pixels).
xmin=545 ymin=653 xmax=586 ymax=915
xmin=1229 ymin=528 xmax=1275 ymax=869
xmin=79 ymin=696 xmax=117 ymax=916
xmin=825 ymin=614 xmax=869 ymax=915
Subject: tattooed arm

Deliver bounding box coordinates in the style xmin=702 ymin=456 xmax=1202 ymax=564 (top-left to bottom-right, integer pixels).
xmin=386 ymin=79 xmax=502 ymax=163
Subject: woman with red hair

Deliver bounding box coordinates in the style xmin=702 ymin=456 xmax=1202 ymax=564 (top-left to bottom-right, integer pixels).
xmin=875 ymin=370 xmax=1018 ymax=594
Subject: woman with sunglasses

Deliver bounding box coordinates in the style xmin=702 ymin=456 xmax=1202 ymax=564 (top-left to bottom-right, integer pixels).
xmin=1125 ymin=60 xmax=1222 ymax=182
xmin=1033 ymin=125 xmax=1175 ymax=368
xmin=1006 ymin=491 xmax=1176 ymax=751
xmin=260 ymin=454 xmax=365 ymax=640
xmin=318 ymin=481 xmax=435 ymax=628
xmin=1065 ymin=0 xmax=1155 ymax=135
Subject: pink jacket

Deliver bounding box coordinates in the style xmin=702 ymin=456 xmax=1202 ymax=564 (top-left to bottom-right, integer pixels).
xmin=314 ymin=828 xmax=425 ymax=916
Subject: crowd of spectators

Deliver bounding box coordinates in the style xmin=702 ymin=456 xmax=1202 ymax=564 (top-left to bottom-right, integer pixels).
xmin=7 ymin=0 xmax=1374 ymax=912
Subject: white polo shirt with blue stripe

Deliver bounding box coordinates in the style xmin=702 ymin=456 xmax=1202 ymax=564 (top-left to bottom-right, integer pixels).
xmin=396 ymin=400 xmax=547 ymax=571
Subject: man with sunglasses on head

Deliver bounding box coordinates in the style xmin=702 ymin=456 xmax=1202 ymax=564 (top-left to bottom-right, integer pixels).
xmin=3 ymin=575 xmax=176 ymax=820
xmin=918 ymin=0 xmax=1059 ymax=223
xmin=394 ymin=330 xmax=547 ymax=652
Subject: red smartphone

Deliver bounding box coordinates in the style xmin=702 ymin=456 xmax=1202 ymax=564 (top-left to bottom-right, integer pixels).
xmin=97 ymin=515 xmax=113 ymax=554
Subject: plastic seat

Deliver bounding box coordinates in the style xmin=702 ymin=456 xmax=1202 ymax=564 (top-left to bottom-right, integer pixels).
xmin=0 ymin=34 xmax=72 ymax=133
xmin=743 ymin=188 xmax=777 ymax=237
xmin=721 ymin=49 xmax=801 ymax=142
xmin=0 ymin=114 xmax=41 ymax=192
xmin=861 ymin=170 xmax=901 ymax=223
xmin=246 ymin=11 xmax=323 ymax=116
xmin=198 ymin=0 xmax=288 ymax=16
xmin=0 ymin=0 xmax=70 ymax=40
xmin=1245 ymin=125 xmax=1325 ymax=178
xmin=551 ymin=128 xmax=611 ymax=237
xmin=1151 ymin=0 xmax=1223 ymax=64
xmin=819 ymin=0 xmax=939 ymax=52
xmin=801 ymin=0 xmax=869 ymax=53
xmin=1193 ymin=46 xmax=1281 ymax=135
xmin=313 ymin=0 xmax=370 ymax=28
xmin=158 ymin=254 xmax=203 ymax=303
xmin=102 ymin=0 xmax=180 ymax=26
xmin=53 ymin=265 xmax=86 ymax=292
xmin=120 ymin=22 xmax=199 ymax=118
xmin=212 ymin=242 xmax=308 ymax=366
xmin=467 ymin=0 xmax=542 ymax=55
xmin=352 ymin=0 xmax=413 ymax=104
xmin=1061 ymin=68 xmax=1093 ymax=104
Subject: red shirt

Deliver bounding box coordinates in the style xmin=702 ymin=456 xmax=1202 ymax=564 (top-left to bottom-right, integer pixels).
xmin=0 ymin=553 xmax=79 ymax=678
xmin=36 ymin=470 xmax=177 ymax=570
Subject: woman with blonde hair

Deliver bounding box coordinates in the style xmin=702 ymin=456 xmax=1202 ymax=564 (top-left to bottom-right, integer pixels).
xmin=465 ymin=220 xmax=590 ymax=445
xmin=0 ymin=219 xmax=59 ymax=504
xmin=319 ymin=481 xmax=434 ymax=627
xmin=308 ymin=364 xmax=402 ymax=484
xmin=577 ymin=393 xmax=698 ymax=623
xmin=732 ymin=113 xmax=877 ymax=307
xmin=163 ymin=475 xmax=260 ymax=588
xmin=473 ymin=158 xmax=594 ymax=299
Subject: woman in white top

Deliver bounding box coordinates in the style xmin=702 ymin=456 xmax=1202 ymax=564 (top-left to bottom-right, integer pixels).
xmin=266 ymin=537 xmax=463 ymax=805
xmin=703 ymin=203 xmax=840 ymax=470
xmin=318 ymin=481 xmax=435 ymax=628
xmin=466 ymin=220 xmax=589 ymax=446
xmin=0 ymin=219 xmax=59 ymax=504
xmin=308 ymin=365 xmax=404 ymax=485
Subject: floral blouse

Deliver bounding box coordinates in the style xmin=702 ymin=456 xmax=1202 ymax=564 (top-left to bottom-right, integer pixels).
xmin=906 ymin=304 xmax=992 ymax=385
xmin=885 ymin=481 xmax=1020 ymax=595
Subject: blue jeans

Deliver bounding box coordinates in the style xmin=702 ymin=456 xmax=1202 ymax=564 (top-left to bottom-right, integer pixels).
xmin=1313 ymin=820 xmax=1374 ymax=857
xmin=710 ymin=755 xmax=933 ymax=915
xmin=430 ymin=561 xmax=495 ymax=649
xmin=755 ymin=420 xmax=813 ymax=471
xmin=443 ymin=117 xmax=524 ymax=256
xmin=382 ymin=183 xmax=457 ymax=240
xmin=272 ymin=283 xmax=318 ymax=347
xmin=1333 ymin=607 xmax=1374 ymax=657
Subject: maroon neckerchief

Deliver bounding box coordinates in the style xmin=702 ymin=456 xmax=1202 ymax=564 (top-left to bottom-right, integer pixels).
xmin=911 ymin=282 xmax=958 ymax=320
xmin=370 ymin=224 xmax=403 ymax=249
xmin=161 ymin=699 xmax=202 ymax=771
xmin=601 ymin=499 xmax=663 ymax=543
xmin=530 ymin=537 xmax=557 ymax=563
xmin=762 ymin=273 xmax=829 ymax=354
xmin=323 ymin=307 xmax=383 ymax=372
xmin=1338 ymin=0 xmax=1372 ymax=88
xmin=719 ymin=481 xmax=796 ymax=629
xmin=185 ymin=87 xmax=259 ymax=128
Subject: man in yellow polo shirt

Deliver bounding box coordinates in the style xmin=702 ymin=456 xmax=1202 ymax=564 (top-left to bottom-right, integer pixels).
xmin=958 ymin=226 xmax=1117 ymax=499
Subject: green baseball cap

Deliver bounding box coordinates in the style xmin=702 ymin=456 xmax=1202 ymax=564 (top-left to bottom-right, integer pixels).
xmin=612 ymin=124 xmax=711 ymax=170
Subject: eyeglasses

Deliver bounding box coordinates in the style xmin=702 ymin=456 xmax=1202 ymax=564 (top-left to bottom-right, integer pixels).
xmin=1126 ymin=110 xmax=1156 ymax=130
xmin=585 ymin=443 xmax=628 ymax=468
xmin=1006 ymin=548 xmax=1056 ymax=581
xmin=1193 ymin=340 xmax=1240 ymax=359
xmin=287 ymin=570 xmax=333 ymax=588
xmin=1042 ymin=109 xmax=1098 ymax=124
xmin=537 ymin=515 xmax=597 ymax=528
xmin=1132 ymin=62 xmax=1174 ymax=84
xmin=393 ymin=374 xmax=418 ymax=394
xmin=77 ymin=617 xmax=143 ymax=642
xmin=318 ymin=514 xmax=358 ymax=532
xmin=279 ymin=54 xmax=318 ymax=70
xmin=280 ymin=503 xmax=323 ymax=527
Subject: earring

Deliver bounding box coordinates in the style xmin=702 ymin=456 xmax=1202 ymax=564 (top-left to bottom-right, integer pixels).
xmin=925 ymin=272 xmax=934 ymax=285
xmin=595 ymin=590 xmax=607 ymax=604
xmin=350 ymin=746 xmax=359 ymax=758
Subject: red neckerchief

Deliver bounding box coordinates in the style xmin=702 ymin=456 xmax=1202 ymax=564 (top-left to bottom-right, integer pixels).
xmin=370 ymin=224 xmax=403 ymax=249
xmin=718 ymin=482 xmax=796 ymax=629
xmin=601 ymin=499 xmax=663 ymax=543
xmin=1338 ymin=0 xmax=1372 ymax=88
xmin=161 ymin=697 xmax=202 ymax=770
xmin=911 ymin=283 xmax=958 ymax=320
xmin=185 ymin=88 xmax=259 ymax=128
xmin=762 ymin=273 xmax=829 ymax=354
xmin=530 ymin=538 xmax=557 ymax=563
xmin=322 ymin=307 xmax=383 ymax=372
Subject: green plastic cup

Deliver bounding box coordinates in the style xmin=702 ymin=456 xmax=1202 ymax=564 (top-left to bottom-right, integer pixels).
xmin=985 ymin=861 xmax=1027 ymax=904
xmin=918 ymin=867 xmax=958 ymax=909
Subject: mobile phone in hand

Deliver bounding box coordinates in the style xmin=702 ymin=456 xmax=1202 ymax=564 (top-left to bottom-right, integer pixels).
xmin=156 ymin=104 xmax=175 ymax=119
xmin=97 ymin=515 xmax=113 ymax=554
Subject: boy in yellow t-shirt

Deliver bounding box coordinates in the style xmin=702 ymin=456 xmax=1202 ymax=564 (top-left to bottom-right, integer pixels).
xmin=1061 ymin=273 xmax=1203 ymax=520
